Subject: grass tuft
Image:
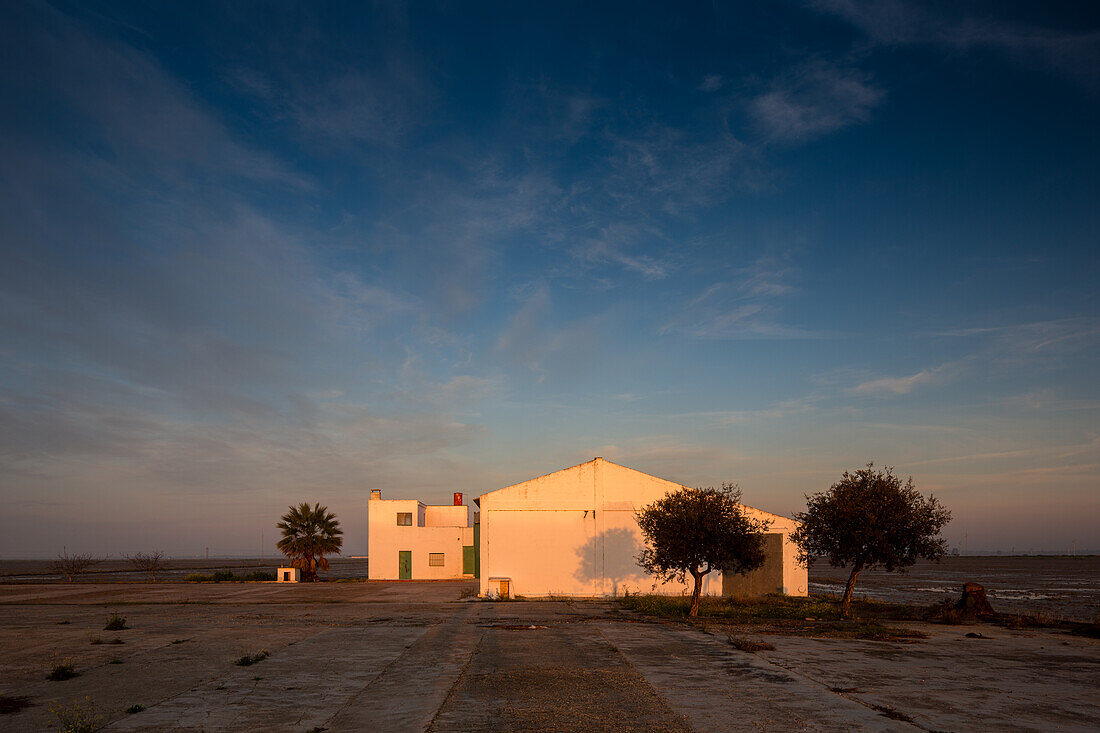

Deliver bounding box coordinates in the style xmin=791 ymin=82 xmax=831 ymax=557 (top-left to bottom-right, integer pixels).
xmin=234 ymin=650 xmax=270 ymax=666
xmin=124 ymin=704 xmax=145 ymax=714
xmin=103 ymin=613 xmax=127 ymax=631
xmin=47 ymin=661 xmax=79 ymax=681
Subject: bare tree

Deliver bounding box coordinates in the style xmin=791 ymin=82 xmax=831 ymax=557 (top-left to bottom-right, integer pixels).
xmin=50 ymin=551 xmax=106 ymax=582
xmin=125 ymin=551 xmax=168 ymax=582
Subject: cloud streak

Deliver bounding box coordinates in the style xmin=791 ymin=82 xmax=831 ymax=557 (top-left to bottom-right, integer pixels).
xmin=750 ymin=60 xmax=884 ymax=143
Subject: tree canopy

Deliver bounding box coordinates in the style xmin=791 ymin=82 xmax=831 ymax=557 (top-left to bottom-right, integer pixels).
xmin=636 ymin=484 xmax=769 ymax=617
xmin=791 ymin=463 xmax=951 ymax=617
xmin=276 ymin=503 xmax=343 ymax=582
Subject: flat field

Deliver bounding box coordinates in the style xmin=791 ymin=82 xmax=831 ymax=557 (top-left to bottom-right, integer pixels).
xmin=0 ymin=581 xmax=1096 ymax=732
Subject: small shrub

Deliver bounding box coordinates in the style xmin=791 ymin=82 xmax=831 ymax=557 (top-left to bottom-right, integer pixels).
xmin=108 ymin=658 xmax=122 ymax=665
xmin=234 ymin=650 xmax=270 ymax=666
xmin=186 ymin=570 xmax=275 ymax=582
xmin=47 ymin=660 xmax=78 ymax=681
xmin=50 ymin=698 xmax=101 ymax=733
xmin=728 ymin=636 xmax=776 ymax=652
xmin=125 ymin=704 xmax=145 ymax=714
xmin=89 ymin=636 xmax=103 ymax=645
xmin=103 ymin=613 xmax=127 ymax=631
xmin=241 ymin=570 xmax=275 ymax=582
xmin=171 ymin=639 xmax=187 ymax=645
xmin=0 ymin=695 xmax=32 ymax=714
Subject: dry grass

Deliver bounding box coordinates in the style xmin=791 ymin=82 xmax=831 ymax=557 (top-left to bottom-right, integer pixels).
xmin=618 ymin=593 xmax=928 ymax=641
xmin=727 ymin=636 xmax=775 ymax=652
xmin=234 ymin=650 xmax=270 ymax=666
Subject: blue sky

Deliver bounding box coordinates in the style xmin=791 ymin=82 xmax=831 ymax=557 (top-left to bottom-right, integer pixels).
xmin=1 ymin=1 xmax=1097 ymax=557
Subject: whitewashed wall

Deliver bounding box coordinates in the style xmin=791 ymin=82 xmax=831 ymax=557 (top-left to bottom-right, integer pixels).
xmin=477 ymin=458 xmax=807 ymax=599
xmin=367 ymin=497 xmax=472 ymax=580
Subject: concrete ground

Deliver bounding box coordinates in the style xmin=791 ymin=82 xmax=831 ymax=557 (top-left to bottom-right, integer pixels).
xmin=0 ymin=582 xmax=1096 ymax=732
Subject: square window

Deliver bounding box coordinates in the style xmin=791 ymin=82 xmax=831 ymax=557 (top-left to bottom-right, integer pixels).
xmin=396 ymin=512 xmax=412 ymax=526
xmin=428 ymin=553 xmax=445 ymax=567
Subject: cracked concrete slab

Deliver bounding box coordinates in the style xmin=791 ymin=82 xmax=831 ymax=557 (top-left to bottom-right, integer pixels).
xmin=599 ymin=622 xmax=912 ymax=732
xmin=1 ymin=583 xmax=1097 ymax=732
xmin=106 ymin=626 xmax=426 ymax=731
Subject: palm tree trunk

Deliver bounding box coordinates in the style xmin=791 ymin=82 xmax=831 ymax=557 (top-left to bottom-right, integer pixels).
xmin=841 ymin=562 xmax=863 ymax=619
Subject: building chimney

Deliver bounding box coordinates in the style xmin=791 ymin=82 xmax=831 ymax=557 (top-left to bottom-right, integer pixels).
xmin=453 ymin=492 xmax=463 ymax=506
xmin=370 ymin=489 xmax=381 ymax=500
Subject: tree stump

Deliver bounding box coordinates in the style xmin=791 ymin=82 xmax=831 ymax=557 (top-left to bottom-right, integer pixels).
xmin=956 ymin=582 xmax=995 ymax=617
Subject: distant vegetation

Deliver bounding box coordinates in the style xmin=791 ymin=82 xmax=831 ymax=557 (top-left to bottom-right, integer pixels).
xmin=125 ymin=550 xmax=168 ymax=582
xmin=185 ymin=570 xmax=275 ymax=582
xmin=50 ymin=550 xmax=106 ymax=582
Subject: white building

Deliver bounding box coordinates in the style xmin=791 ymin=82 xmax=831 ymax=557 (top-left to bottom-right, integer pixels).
xmin=367 ymin=490 xmax=476 ymax=580
xmin=475 ymin=458 xmax=806 ymax=599
xmin=366 ymin=458 xmax=807 ymax=599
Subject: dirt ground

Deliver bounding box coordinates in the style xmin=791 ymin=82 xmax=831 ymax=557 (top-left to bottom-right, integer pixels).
xmin=0 ymin=582 xmax=1096 ymax=732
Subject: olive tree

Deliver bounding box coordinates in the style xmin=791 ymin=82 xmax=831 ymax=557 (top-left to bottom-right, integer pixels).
xmin=791 ymin=464 xmax=951 ymax=618
xmin=636 ymin=484 xmax=769 ymax=617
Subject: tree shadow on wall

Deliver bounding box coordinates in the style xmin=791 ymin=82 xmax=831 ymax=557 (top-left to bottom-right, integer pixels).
xmin=573 ymin=527 xmax=643 ymax=597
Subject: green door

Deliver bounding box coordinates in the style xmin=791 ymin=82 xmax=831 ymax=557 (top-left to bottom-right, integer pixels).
xmin=398 ymin=550 xmax=412 ymax=579
xmin=462 ymin=546 xmax=475 ymax=575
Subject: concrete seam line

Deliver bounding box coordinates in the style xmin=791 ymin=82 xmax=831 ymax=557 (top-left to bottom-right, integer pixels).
xmin=321 ymin=624 xmax=434 ymax=725
xmin=594 ymin=623 xmax=695 ymax=733
xmin=425 ymin=627 xmax=485 ymax=732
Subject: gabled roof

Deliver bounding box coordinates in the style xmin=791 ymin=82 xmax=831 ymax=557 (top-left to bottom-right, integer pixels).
xmin=475 ymin=456 xmax=794 ymax=523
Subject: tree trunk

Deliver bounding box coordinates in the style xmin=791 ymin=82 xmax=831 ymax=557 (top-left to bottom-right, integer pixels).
xmin=840 ymin=563 xmax=863 ymax=619
xmin=688 ymin=568 xmax=707 ymax=617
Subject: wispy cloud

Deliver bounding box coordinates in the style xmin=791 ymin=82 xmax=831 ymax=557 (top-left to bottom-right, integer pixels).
xmin=494 ymin=283 xmax=609 ymax=382
xmin=749 ymin=59 xmax=883 ymax=143
xmin=660 ymin=255 xmax=819 ymax=339
xmin=850 ymin=364 xmax=953 ymax=396
xmin=810 ymin=0 xmax=1100 ymax=82
xmin=699 ymin=74 xmax=724 ymax=92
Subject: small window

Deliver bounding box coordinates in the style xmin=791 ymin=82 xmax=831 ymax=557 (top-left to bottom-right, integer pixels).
xmin=396 ymin=512 xmax=412 ymax=526
xmin=428 ymin=553 xmax=445 ymax=567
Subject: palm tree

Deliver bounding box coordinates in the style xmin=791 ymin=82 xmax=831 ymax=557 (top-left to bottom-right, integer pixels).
xmin=276 ymin=503 xmax=343 ymax=581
